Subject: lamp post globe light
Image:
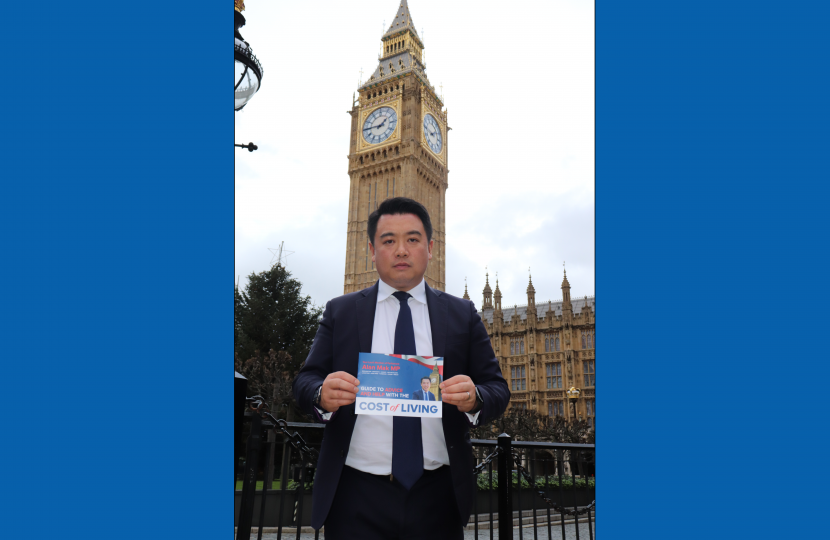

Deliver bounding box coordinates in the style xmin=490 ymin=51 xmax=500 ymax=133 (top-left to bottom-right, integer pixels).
xmin=567 ymin=386 xmax=581 ymax=422
xmin=234 ymin=0 xmax=263 ymax=112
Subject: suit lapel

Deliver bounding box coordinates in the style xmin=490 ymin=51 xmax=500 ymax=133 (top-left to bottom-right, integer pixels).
xmin=425 ymin=283 xmax=448 ymax=359
xmin=356 ymin=282 xmax=379 ymax=354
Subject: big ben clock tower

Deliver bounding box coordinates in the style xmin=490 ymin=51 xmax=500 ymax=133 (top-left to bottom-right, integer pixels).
xmin=343 ymin=0 xmax=448 ymax=294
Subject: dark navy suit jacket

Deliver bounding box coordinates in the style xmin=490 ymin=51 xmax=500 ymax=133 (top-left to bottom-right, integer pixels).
xmin=293 ymin=281 xmax=510 ymax=530
xmin=412 ymin=388 xmax=437 ymax=401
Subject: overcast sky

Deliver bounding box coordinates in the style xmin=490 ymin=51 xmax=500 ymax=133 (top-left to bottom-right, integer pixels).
xmin=235 ymin=0 xmax=594 ymax=311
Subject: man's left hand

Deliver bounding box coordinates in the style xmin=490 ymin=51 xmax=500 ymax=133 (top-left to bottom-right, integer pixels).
xmin=440 ymin=375 xmax=478 ymax=413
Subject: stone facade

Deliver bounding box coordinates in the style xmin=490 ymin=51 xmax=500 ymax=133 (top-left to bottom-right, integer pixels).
xmin=343 ymin=0 xmax=447 ymax=293
xmin=472 ymin=271 xmax=596 ymax=429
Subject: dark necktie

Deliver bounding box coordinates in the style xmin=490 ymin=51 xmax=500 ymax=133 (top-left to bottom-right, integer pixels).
xmin=391 ymin=291 xmax=423 ymax=490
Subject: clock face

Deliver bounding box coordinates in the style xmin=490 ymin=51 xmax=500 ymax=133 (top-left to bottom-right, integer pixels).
xmin=362 ymin=106 xmax=398 ymax=145
xmin=423 ymin=113 xmax=443 ymax=154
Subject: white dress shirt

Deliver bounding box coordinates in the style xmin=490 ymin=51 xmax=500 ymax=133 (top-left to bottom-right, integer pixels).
xmin=343 ymin=278 xmax=479 ymax=475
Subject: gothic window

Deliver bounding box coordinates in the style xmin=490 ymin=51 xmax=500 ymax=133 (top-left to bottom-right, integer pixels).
xmin=581 ymin=330 xmax=594 ymax=349
xmin=510 ymin=336 xmax=525 ymax=356
xmin=583 ymin=360 xmax=595 ymax=387
xmin=548 ymin=401 xmax=564 ymax=417
xmin=371 ymin=153 xmax=375 ymax=162
xmin=510 ymin=366 xmax=526 ymax=391
xmin=546 ymin=363 xmax=562 ymax=389
xmin=383 ymin=150 xmax=387 ymax=158
xmin=359 ymin=156 xmax=363 ymax=165
xmin=555 ymin=337 xmax=560 ymax=351
xmin=586 ymin=399 xmax=595 ymax=429
xmin=395 ymin=146 xmax=399 ymax=155
xmin=545 ymin=338 xmax=549 ymax=352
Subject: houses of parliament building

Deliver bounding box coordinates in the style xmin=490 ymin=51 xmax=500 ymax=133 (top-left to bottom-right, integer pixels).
xmin=341 ymin=1 xmax=595 ymax=429
xmin=464 ymin=271 xmax=596 ymax=430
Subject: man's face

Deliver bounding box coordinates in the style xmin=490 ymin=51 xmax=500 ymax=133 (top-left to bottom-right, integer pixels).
xmin=370 ymin=213 xmax=433 ymax=291
xmin=421 ymin=379 xmax=431 ymax=392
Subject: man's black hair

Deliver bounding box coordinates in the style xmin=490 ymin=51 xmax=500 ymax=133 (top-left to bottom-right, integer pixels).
xmin=420 ymin=376 xmax=431 ymax=383
xmin=367 ymin=197 xmax=433 ymax=246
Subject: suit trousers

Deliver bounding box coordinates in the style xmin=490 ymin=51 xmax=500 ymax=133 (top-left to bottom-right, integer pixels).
xmin=324 ymin=465 xmax=464 ymax=540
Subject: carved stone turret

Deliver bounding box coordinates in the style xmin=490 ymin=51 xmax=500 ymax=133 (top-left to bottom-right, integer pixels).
xmin=482 ymin=272 xmax=493 ymax=310
xmin=526 ymin=271 xmax=536 ymax=327
xmin=561 ymin=269 xmax=572 ymax=320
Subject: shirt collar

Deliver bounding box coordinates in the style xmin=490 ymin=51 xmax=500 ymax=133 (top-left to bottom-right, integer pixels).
xmin=377 ymin=278 xmax=427 ymax=305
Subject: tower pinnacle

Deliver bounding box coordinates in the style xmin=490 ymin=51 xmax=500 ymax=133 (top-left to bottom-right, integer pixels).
xmin=482 ymin=272 xmax=493 ymax=310
xmin=362 ymin=0 xmax=432 ymax=94
xmin=382 ymin=0 xmax=421 ymax=43
xmin=561 ymin=268 xmax=572 ymax=314
xmin=526 ymin=268 xmax=536 ymax=315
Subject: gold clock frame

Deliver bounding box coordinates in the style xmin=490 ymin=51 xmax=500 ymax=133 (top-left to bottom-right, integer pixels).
xmin=357 ymin=99 xmax=402 ymax=153
xmin=421 ymin=111 xmax=446 ymax=164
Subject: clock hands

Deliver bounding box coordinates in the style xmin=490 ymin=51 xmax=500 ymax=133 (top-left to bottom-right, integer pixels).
xmin=364 ymin=117 xmax=390 ymax=132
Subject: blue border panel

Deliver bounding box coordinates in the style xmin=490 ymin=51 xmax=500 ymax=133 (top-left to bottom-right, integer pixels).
xmin=599 ymin=1 xmax=829 ymax=538
xmin=2 ymin=2 xmax=229 ymax=538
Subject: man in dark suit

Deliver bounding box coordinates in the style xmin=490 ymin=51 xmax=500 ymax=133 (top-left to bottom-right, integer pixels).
xmin=412 ymin=377 xmax=437 ymax=401
xmin=293 ymin=197 xmax=509 ymax=540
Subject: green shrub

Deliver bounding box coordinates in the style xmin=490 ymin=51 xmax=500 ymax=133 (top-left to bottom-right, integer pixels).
xmin=475 ymin=472 xmax=595 ymax=491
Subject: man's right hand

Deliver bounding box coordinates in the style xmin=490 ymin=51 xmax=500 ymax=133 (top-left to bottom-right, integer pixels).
xmin=319 ymin=371 xmax=360 ymax=412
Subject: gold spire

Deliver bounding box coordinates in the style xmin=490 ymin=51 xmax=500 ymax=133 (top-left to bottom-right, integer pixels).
xmin=235 ymin=0 xmax=245 ymax=13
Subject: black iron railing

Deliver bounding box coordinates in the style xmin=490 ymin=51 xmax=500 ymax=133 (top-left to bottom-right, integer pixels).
xmin=235 ymin=397 xmax=595 ymax=540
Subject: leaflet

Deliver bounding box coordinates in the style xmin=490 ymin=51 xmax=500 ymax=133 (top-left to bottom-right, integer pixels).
xmin=356 ymin=352 xmax=444 ymax=418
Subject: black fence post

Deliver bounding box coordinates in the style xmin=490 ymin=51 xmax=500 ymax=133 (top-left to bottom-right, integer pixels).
xmin=234 ymin=372 xmax=248 ymax=487
xmin=497 ymin=433 xmax=513 ymax=540
xmin=237 ymin=413 xmax=262 ymax=540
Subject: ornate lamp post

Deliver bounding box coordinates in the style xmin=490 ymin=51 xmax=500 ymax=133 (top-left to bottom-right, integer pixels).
xmin=235 ymin=1 xmax=263 ymax=112
xmin=566 ymin=386 xmax=581 ymax=423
